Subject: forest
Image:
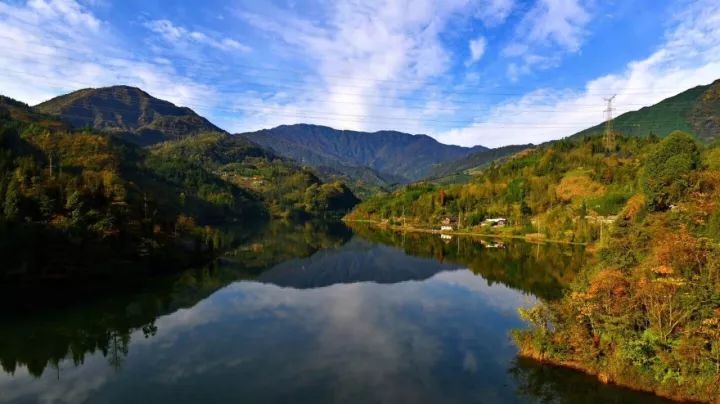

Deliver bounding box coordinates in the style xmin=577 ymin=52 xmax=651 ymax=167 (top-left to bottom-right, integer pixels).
xmin=348 ymin=131 xmax=720 ymax=401
xmin=0 ymin=96 xmax=358 ymax=280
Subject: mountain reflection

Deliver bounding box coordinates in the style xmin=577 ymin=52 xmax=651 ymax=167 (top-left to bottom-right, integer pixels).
xmin=0 ymin=221 xmax=600 ymax=404
xmin=0 ymin=220 xmax=351 ymax=379
xmin=255 ymin=238 xmax=462 ymax=288
xmin=348 ymin=224 xmax=587 ymax=300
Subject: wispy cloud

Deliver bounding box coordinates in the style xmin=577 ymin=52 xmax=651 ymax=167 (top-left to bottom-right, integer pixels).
xmin=230 ymin=0 xmax=480 ymax=134
xmin=467 ymin=36 xmax=487 ymax=65
xmin=0 ymin=0 xmax=217 ymax=111
xmin=144 ymin=19 xmax=251 ymax=52
xmin=502 ymin=0 xmax=591 ymax=80
xmin=474 ymin=0 xmax=515 ymax=26
xmin=435 ymin=0 xmax=720 ymax=147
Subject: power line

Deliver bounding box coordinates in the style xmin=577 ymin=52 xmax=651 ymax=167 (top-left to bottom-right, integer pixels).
xmin=0 ymin=30 xmax=702 ymax=94
xmin=0 ymin=66 xmax=703 ymax=124
xmin=0 ymin=35 xmax=705 ymax=100
xmin=17 ymin=76 xmax=696 ymax=128
xmin=32 ymin=104 xmax=703 ymax=133
xmin=2 ymin=70 xmax=698 ymax=130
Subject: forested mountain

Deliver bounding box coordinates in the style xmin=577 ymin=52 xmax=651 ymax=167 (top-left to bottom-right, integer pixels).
xmin=425 ymin=143 xmax=534 ymax=180
xmin=239 ymin=124 xmax=489 ymax=184
xmin=150 ymin=133 xmax=359 ymax=218
xmin=427 ymin=79 xmax=720 ymax=181
xmin=571 ymin=79 xmax=720 ymax=142
xmin=0 ymin=94 xmax=358 ymax=280
xmin=347 ymin=132 xmax=720 ymax=402
xmin=35 ymin=86 xmax=223 ymax=146
xmin=30 ymin=85 xmax=360 ymax=218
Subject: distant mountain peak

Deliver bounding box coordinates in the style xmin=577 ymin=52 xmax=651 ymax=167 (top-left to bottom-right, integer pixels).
xmin=34 ymin=85 xmax=223 ymax=146
xmin=239 ymin=123 xmax=489 ymax=184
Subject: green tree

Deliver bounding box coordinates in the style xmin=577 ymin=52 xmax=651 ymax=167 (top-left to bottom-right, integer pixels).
xmin=642 ymin=131 xmax=700 ymax=210
xmin=3 ymin=179 xmax=19 ymax=221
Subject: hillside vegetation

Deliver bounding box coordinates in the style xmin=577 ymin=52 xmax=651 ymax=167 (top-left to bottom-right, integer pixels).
xmin=425 ymin=143 xmax=534 ymax=180
xmin=150 ymin=132 xmax=359 ymax=219
xmin=572 ymin=79 xmax=720 ymax=143
xmin=240 ymin=123 xmax=489 ymax=184
xmin=348 ymin=135 xmax=654 ymax=242
xmin=35 ymin=86 xmax=223 ymax=146
xmin=0 ymin=95 xmax=357 ymax=280
xmin=348 ymin=132 xmax=720 ymax=402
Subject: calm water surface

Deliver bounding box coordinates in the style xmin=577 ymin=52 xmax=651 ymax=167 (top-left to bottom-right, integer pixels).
xmin=0 ymin=222 xmax=668 ymax=403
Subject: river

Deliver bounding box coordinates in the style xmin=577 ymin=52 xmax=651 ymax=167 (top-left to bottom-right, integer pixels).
xmin=0 ymin=221 xmax=668 ymax=403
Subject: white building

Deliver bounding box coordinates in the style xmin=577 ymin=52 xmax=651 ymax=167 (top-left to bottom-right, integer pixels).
xmin=483 ymin=218 xmax=507 ymax=227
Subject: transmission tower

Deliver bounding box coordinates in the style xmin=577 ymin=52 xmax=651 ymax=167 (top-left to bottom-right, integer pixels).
xmin=603 ymin=95 xmax=616 ymax=152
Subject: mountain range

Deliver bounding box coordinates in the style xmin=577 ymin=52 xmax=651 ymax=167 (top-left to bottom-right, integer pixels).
xmin=240 ymin=124 xmax=490 ymax=184
xmin=2 ymin=79 xmax=719 ymax=279
xmin=22 ymin=78 xmax=720 ymax=190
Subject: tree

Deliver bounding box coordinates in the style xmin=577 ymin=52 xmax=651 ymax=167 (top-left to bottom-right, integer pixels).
xmin=3 ymin=179 xmax=19 ymax=221
xmin=642 ymin=131 xmax=700 ymax=210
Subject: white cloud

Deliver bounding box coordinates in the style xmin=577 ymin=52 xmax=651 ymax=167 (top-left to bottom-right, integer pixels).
xmin=26 ymin=0 xmax=101 ymax=31
xmin=511 ymin=0 xmax=590 ymax=54
xmin=468 ymin=36 xmax=487 ymax=64
xmin=502 ymin=0 xmax=590 ymax=79
xmin=145 ymin=19 xmax=184 ymax=41
xmin=0 ymin=0 xmax=218 ymax=112
xmin=231 ymin=0 xmax=478 ymax=134
xmin=144 ymin=19 xmax=251 ymax=52
xmin=474 ymin=0 xmax=515 ymax=26
xmin=435 ymin=0 xmax=720 ymax=148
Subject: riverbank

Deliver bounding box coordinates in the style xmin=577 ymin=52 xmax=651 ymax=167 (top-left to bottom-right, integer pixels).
xmin=342 ymin=218 xmax=589 ymax=246
xmin=516 ymin=346 xmax=717 ymax=403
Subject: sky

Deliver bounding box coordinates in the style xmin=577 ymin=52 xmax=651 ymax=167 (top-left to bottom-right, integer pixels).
xmin=0 ymin=0 xmax=719 ymax=148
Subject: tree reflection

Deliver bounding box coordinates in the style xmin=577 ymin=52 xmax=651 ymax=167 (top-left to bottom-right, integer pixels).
xmin=508 ymin=358 xmax=668 ymax=404
xmin=0 ymin=220 xmax=351 ymax=378
xmin=349 ymin=224 xmax=587 ymax=299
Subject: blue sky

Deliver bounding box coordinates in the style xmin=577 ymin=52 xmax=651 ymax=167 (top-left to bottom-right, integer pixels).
xmin=1 ymin=0 xmax=719 ymax=147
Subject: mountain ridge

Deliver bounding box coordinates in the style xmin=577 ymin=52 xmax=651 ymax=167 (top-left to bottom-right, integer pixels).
xmin=570 ymin=79 xmax=720 ymax=142
xmin=35 ymin=85 xmax=224 ymax=146
xmin=239 ymin=123 xmax=489 ymax=184
xmin=22 ymin=80 xmax=720 ymax=192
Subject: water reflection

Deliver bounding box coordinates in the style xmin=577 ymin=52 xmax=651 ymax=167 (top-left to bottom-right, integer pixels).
xmin=0 ymin=222 xmax=666 ymax=404
xmin=0 ymin=221 xmax=350 ymax=380
xmin=255 ymin=238 xmax=462 ymax=288
xmin=509 ymin=358 xmax=669 ymax=404
xmin=349 ymin=224 xmax=588 ymax=300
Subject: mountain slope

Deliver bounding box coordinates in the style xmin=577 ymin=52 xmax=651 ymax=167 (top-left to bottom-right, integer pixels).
xmin=239 ymin=124 xmax=489 ymax=183
xmin=571 ymin=79 xmax=720 ymax=142
xmin=35 ymin=85 xmax=223 ymax=146
xmin=149 ymin=132 xmax=359 ymax=218
xmin=32 ymin=86 xmax=360 ymax=215
xmin=425 ymin=143 xmax=534 ymax=180
xmin=0 ymin=96 xmax=266 ymax=279
xmin=0 ymin=92 xmax=359 ymax=279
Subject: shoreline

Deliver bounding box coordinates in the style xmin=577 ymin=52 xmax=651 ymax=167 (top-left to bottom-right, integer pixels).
xmin=342 ymin=218 xmax=588 ymax=246
xmin=517 ymin=350 xmax=714 ymax=403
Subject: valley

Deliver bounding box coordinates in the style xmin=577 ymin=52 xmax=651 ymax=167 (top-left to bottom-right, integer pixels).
xmin=1 ymin=78 xmax=719 ymax=402
xmin=3 ymin=1 xmax=720 ymax=403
